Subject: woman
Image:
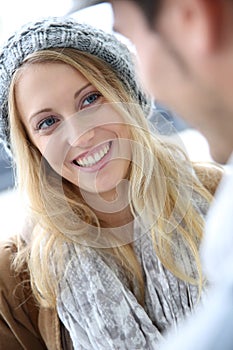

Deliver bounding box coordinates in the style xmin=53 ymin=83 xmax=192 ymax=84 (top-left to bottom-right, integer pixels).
xmin=0 ymin=18 xmax=221 ymax=349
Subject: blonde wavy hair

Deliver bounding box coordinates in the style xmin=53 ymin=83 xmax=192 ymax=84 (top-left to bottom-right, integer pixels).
xmin=9 ymin=48 xmax=212 ymax=308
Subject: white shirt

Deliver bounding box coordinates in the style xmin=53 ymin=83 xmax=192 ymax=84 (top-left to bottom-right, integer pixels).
xmin=160 ymin=154 xmax=233 ymax=350
xmin=202 ymin=154 xmax=233 ymax=284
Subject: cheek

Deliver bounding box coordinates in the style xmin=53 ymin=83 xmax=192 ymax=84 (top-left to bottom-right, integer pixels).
xmin=35 ymin=135 xmax=69 ymax=175
xmin=101 ymin=122 xmax=129 ymax=138
xmin=132 ymin=35 xmax=166 ymax=96
xmin=100 ymin=123 xmax=132 ymax=164
xmin=136 ymin=38 xmax=191 ymax=109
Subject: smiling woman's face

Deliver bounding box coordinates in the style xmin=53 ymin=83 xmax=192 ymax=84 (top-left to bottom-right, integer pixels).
xmin=15 ymin=62 xmax=132 ymax=197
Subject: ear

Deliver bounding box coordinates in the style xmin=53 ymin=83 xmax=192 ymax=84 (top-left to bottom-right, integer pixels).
xmin=158 ymin=0 xmax=225 ymax=56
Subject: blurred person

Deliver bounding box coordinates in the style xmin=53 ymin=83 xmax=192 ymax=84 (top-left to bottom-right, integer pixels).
xmin=0 ymin=17 xmax=221 ymax=349
xmin=74 ymin=1 xmax=233 ymax=349
xmin=75 ymin=0 xmax=233 ymax=164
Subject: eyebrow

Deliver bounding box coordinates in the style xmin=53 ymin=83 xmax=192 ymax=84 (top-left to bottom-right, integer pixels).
xmin=29 ymin=82 xmax=92 ymax=122
xmin=29 ymin=108 xmax=53 ymax=122
xmin=74 ymin=82 xmax=92 ymax=99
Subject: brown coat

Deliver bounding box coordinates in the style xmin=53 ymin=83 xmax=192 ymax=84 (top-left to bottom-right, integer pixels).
xmin=0 ymin=164 xmax=223 ymax=350
xmin=0 ymin=238 xmax=62 ymax=350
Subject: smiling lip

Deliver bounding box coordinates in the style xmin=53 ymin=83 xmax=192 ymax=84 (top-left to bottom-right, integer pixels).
xmin=72 ymin=141 xmax=112 ymax=172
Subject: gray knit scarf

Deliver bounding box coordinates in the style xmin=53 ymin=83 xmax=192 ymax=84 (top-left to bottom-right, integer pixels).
xmin=56 ymin=196 xmax=207 ymax=349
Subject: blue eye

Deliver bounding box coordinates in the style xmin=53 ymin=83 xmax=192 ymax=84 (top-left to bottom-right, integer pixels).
xmin=38 ymin=116 xmax=59 ymax=130
xmin=82 ymin=92 xmax=102 ymax=108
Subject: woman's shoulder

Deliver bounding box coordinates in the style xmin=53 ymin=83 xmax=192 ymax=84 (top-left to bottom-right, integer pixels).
xmin=0 ymin=236 xmax=27 ymax=303
xmin=0 ymin=236 xmax=52 ymax=349
xmin=193 ymin=162 xmax=224 ymax=196
xmin=0 ymin=236 xmax=18 ymax=281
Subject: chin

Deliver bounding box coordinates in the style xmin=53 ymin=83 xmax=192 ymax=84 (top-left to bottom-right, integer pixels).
xmin=210 ymin=147 xmax=231 ymax=165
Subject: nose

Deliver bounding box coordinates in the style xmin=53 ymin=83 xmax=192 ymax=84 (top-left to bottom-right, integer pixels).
xmin=64 ymin=117 xmax=95 ymax=149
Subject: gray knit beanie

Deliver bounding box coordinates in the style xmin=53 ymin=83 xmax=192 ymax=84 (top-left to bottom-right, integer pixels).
xmin=0 ymin=17 xmax=151 ymax=155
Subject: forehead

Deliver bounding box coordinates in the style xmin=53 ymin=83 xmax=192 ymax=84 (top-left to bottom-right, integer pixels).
xmin=111 ymin=0 xmax=160 ymax=27
xmin=110 ymin=1 xmax=157 ymax=39
xmin=14 ymin=63 xmax=90 ymax=115
xmin=15 ymin=62 xmax=87 ymax=87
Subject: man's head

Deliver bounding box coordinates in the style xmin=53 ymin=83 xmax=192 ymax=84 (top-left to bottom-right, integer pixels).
xmin=76 ymin=0 xmax=233 ymax=163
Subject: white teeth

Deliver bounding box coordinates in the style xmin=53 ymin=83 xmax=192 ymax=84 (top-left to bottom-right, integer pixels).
xmin=94 ymin=153 xmax=101 ymax=162
xmin=74 ymin=142 xmax=110 ymax=167
xmin=87 ymin=156 xmax=93 ymax=164
xmin=78 ymin=158 xmax=84 ymax=166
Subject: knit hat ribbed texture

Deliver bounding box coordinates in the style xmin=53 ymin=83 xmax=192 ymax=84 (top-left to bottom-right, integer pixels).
xmin=0 ymin=17 xmax=151 ymax=155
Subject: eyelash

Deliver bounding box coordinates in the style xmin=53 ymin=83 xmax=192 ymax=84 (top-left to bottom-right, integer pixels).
xmin=81 ymin=91 xmax=102 ymax=108
xmin=36 ymin=91 xmax=103 ymax=131
xmin=37 ymin=116 xmax=59 ymax=131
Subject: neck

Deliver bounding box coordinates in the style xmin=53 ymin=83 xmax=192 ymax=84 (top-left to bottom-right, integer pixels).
xmin=97 ymin=205 xmax=133 ymax=228
xmin=82 ymin=184 xmax=133 ymax=228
